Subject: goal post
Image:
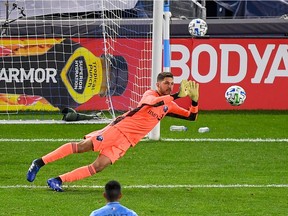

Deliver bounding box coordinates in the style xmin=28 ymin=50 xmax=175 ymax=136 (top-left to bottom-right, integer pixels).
xmin=147 ymin=0 xmax=163 ymax=140
xmin=148 ymin=0 xmax=169 ymax=140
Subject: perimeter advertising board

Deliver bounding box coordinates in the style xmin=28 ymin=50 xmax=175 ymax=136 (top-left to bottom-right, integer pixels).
xmin=0 ymin=37 xmax=287 ymax=111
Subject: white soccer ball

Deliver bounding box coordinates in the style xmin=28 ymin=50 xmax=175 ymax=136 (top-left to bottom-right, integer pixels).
xmin=188 ymin=18 xmax=208 ymax=36
xmin=225 ymin=85 xmax=246 ymax=106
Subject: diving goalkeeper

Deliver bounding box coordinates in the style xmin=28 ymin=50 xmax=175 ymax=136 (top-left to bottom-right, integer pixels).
xmin=26 ymin=72 xmax=199 ymax=192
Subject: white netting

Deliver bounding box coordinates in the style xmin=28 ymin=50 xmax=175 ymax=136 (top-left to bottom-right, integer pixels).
xmin=0 ymin=0 xmax=153 ymax=122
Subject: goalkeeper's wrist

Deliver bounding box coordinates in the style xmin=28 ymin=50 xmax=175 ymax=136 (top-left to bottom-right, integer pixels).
xmin=192 ymin=100 xmax=198 ymax=106
xmin=171 ymin=92 xmax=180 ymax=100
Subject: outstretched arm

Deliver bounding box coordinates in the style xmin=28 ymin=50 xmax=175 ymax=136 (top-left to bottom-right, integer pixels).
xmin=167 ymin=80 xmax=199 ymax=121
xmin=166 ymin=101 xmax=198 ymax=121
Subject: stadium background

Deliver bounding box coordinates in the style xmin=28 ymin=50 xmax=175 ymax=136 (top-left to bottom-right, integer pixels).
xmin=1 ymin=1 xmax=288 ymax=113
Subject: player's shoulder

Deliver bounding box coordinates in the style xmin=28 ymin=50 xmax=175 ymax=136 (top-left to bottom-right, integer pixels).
xmin=143 ymin=89 xmax=158 ymax=96
xmin=119 ymin=205 xmax=138 ymax=216
xmin=130 ymin=210 xmax=138 ymax=216
xmin=89 ymin=205 xmax=108 ymax=216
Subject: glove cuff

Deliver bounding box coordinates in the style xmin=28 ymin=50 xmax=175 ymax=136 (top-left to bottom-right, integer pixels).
xmin=192 ymin=100 xmax=198 ymax=106
xmin=171 ymin=92 xmax=180 ymax=100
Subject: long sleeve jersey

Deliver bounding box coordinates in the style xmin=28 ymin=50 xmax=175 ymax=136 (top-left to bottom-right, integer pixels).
xmin=111 ymin=89 xmax=198 ymax=146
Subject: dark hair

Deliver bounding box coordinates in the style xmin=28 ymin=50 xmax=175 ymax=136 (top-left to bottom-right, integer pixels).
xmin=157 ymin=72 xmax=174 ymax=82
xmin=105 ymin=180 xmax=121 ymax=201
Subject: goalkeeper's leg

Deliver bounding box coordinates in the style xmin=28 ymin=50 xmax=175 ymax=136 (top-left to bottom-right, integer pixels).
xmin=26 ymin=139 xmax=93 ymax=182
xmin=47 ymin=154 xmax=111 ymax=192
xmin=47 ymin=132 xmax=130 ymax=192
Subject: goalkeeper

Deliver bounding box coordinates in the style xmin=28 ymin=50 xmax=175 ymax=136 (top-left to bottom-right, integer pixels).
xmin=27 ymin=72 xmax=199 ymax=192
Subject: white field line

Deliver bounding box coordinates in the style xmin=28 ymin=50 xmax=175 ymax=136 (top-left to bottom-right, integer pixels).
xmin=0 ymin=138 xmax=82 ymax=142
xmin=1 ymin=184 xmax=288 ymax=189
xmin=0 ymin=138 xmax=288 ymax=142
xmin=161 ymin=138 xmax=288 ymax=142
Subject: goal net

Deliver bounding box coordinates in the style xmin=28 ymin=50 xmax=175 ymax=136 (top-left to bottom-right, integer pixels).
xmin=0 ymin=0 xmax=153 ymax=123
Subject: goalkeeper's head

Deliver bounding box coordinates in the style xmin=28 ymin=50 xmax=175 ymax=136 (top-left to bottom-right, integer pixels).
xmin=156 ymin=72 xmax=174 ymax=95
xmin=104 ymin=180 xmax=122 ymax=202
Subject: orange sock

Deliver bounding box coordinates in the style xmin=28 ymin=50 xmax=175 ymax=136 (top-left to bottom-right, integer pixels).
xmin=59 ymin=164 xmax=96 ymax=182
xmin=42 ymin=143 xmax=78 ymax=164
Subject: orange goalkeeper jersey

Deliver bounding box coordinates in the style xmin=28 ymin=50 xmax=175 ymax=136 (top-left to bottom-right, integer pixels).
xmin=111 ymin=90 xmax=198 ymax=146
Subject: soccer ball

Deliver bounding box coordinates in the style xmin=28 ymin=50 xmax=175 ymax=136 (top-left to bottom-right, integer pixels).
xmin=188 ymin=18 xmax=208 ymax=36
xmin=225 ymin=85 xmax=246 ymax=106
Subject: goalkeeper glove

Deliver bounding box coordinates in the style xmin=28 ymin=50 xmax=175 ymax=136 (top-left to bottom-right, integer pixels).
xmin=178 ymin=80 xmax=190 ymax=98
xmin=187 ymin=80 xmax=199 ymax=102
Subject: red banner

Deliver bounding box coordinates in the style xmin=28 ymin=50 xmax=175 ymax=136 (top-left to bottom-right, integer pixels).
xmin=170 ymin=38 xmax=288 ymax=110
xmin=1 ymin=38 xmax=287 ymax=111
xmin=78 ymin=37 xmax=288 ymax=110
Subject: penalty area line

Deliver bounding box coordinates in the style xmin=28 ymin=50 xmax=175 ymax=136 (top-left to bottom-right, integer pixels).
xmin=1 ymin=184 xmax=288 ymax=189
xmin=161 ymin=138 xmax=288 ymax=142
xmin=1 ymin=138 xmax=288 ymax=142
xmin=0 ymin=138 xmax=82 ymax=142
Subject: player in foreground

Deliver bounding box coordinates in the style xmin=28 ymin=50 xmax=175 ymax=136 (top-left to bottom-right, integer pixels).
xmin=27 ymin=72 xmax=199 ymax=192
xmin=89 ymin=180 xmax=138 ymax=216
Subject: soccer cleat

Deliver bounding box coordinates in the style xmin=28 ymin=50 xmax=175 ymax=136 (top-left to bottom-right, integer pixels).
xmin=47 ymin=178 xmax=63 ymax=192
xmin=26 ymin=159 xmax=41 ymax=182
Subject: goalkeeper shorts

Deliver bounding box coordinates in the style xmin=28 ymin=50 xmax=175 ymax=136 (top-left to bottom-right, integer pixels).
xmin=85 ymin=126 xmax=131 ymax=163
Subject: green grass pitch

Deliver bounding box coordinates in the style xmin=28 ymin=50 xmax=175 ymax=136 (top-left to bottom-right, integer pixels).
xmin=0 ymin=111 xmax=288 ymax=215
